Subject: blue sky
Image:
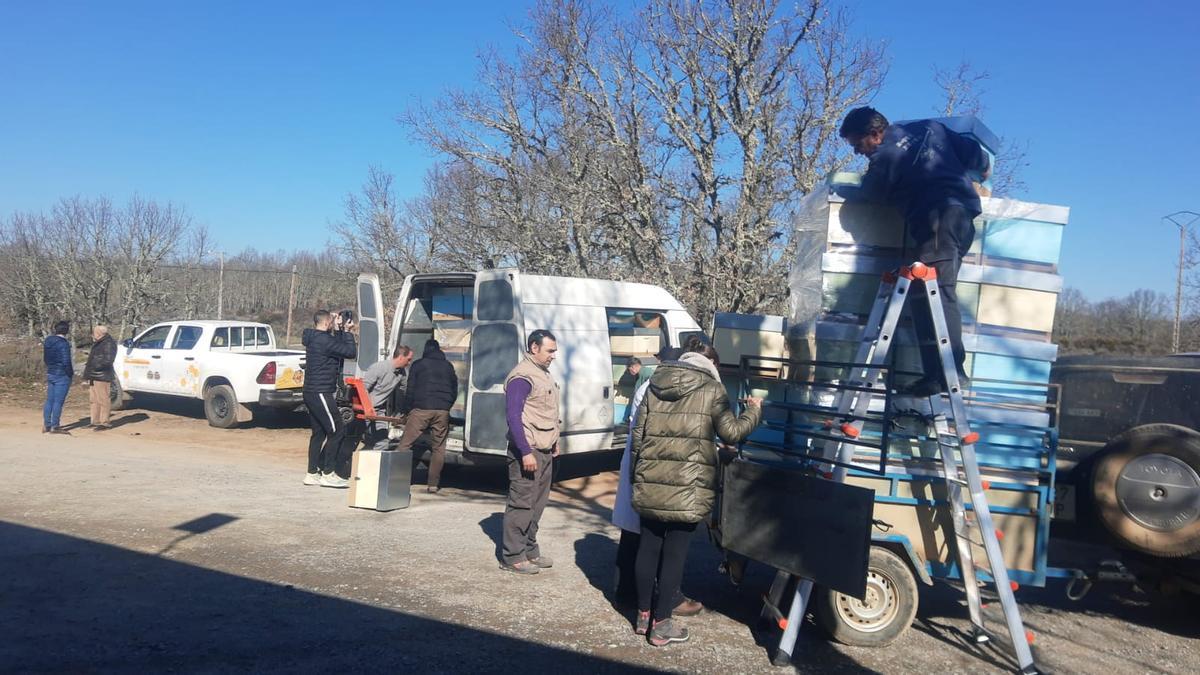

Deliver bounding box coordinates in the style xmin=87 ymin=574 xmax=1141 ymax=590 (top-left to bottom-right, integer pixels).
xmin=2 ymin=1 xmax=1197 ymax=303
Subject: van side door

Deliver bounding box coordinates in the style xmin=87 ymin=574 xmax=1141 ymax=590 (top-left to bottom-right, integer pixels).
xmin=356 ymin=273 xmax=387 ymax=377
xmin=466 ymin=269 xmax=524 ymax=455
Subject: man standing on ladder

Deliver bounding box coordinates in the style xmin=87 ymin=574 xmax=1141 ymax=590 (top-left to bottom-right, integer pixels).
xmin=838 ymin=107 xmax=991 ymax=396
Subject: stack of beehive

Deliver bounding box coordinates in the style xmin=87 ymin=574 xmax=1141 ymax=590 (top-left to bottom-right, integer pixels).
xmin=816 ymin=116 xmax=1069 ymax=406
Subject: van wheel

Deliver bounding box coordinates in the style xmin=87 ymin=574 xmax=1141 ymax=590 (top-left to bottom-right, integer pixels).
xmin=109 ymin=379 xmax=130 ymax=411
xmin=204 ymin=385 xmax=241 ymax=429
xmin=1091 ymin=424 xmax=1200 ymax=557
xmin=815 ymin=547 xmax=918 ymax=647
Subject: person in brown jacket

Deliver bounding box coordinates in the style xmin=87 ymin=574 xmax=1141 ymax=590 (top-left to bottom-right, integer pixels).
xmin=631 ymin=336 xmax=762 ymax=646
xmin=499 ymin=329 xmax=561 ymax=575
xmin=83 ymin=325 xmax=118 ymax=430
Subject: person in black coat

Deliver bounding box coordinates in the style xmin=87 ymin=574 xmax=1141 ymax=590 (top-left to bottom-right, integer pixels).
xmin=83 ymin=325 xmax=118 ymax=430
xmin=396 ymin=338 xmax=459 ymax=492
xmin=302 ymin=310 xmax=358 ymax=488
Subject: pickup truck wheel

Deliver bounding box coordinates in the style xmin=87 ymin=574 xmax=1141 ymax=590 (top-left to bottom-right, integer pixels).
xmin=204 ymin=384 xmax=242 ymax=429
xmin=109 ymin=379 xmax=129 ymax=411
xmin=1091 ymin=424 xmax=1200 ymax=558
xmin=815 ymin=547 xmax=918 ymax=647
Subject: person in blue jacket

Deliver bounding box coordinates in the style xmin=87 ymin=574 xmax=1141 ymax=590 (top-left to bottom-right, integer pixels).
xmin=839 ymin=107 xmax=991 ymax=395
xmin=43 ymin=320 xmax=74 ymax=434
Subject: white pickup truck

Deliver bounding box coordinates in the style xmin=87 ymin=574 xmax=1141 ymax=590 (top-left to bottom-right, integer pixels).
xmin=112 ymin=320 xmax=306 ymax=428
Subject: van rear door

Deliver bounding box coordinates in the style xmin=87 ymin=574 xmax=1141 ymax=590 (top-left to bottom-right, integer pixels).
xmin=466 ymin=269 xmax=524 ymax=455
xmin=356 ymin=273 xmax=387 ymax=376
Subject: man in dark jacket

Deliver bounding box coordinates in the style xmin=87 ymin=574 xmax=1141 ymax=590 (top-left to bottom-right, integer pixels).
xmin=83 ymin=325 xmax=117 ymax=430
xmin=42 ymin=320 xmax=74 ymax=435
xmin=396 ymin=339 xmax=459 ymax=493
xmin=302 ymin=310 xmax=358 ymax=488
xmin=839 ymin=107 xmax=991 ymax=395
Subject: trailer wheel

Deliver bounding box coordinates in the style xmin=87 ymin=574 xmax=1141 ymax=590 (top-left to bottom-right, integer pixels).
xmin=815 ymin=547 xmax=918 ymax=647
xmin=1091 ymin=424 xmax=1200 ymax=558
xmin=204 ymin=384 xmax=242 ymax=429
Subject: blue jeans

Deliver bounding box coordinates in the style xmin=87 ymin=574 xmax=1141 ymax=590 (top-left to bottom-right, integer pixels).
xmin=44 ymin=374 xmax=71 ymax=429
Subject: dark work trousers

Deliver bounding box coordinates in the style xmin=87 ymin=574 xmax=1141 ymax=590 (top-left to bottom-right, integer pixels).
xmin=396 ymin=409 xmax=451 ymax=487
xmin=501 ymin=446 xmax=554 ymax=565
xmin=635 ymin=518 xmax=698 ymax=621
xmin=363 ymin=417 xmax=392 ymax=451
xmin=908 ymin=203 xmax=976 ymax=382
xmin=304 ymin=391 xmax=346 ymax=475
xmin=616 ymin=528 xmax=685 ymax=608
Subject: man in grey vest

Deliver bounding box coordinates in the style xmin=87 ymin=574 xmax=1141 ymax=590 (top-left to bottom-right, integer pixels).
xmin=499 ymin=329 xmax=561 ymax=575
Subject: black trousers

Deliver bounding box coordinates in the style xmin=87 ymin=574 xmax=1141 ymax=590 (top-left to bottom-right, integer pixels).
xmin=616 ymin=528 xmax=685 ymax=608
xmin=635 ymin=518 xmax=697 ymax=621
xmin=501 ymin=447 xmax=553 ymax=565
xmin=908 ymin=203 xmax=976 ymax=380
xmin=304 ymin=391 xmax=346 ymax=475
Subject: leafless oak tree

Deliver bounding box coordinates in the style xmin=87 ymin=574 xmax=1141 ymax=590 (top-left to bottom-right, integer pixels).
xmin=932 ymin=60 xmax=1029 ymax=197
xmin=380 ymin=0 xmax=885 ymax=325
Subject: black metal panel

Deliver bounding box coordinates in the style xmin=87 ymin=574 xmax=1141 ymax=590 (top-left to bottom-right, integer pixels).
xmin=468 ymin=391 xmax=509 ymax=451
xmin=358 ymin=283 xmax=377 ymax=319
xmin=720 ymin=459 xmax=873 ymax=598
xmin=476 ymin=278 xmax=514 ymax=321
xmin=471 ymin=323 xmax=520 ymax=390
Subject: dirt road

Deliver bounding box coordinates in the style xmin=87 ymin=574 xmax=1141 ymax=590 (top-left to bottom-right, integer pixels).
xmin=4 ymin=389 xmax=1197 ymax=673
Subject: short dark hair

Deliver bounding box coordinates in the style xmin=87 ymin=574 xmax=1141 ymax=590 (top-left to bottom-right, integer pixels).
xmin=312 ymin=310 xmax=330 ymax=326
xmin=424 ymin=338 xmax=441 ymax=352
xmin=53 ymin=320 xmax=70 ymax=336
xmin=839 ymin=106 xmax=889 ymax=138
xmin=393 ymin=344 xmax=413 ymax=358
xmin=527 ymin=329 xmax=556 ymax=351
xmin=627 ymin=356 xmax=642 ymax=367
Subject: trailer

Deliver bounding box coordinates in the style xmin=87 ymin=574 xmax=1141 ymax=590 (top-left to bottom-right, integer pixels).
xmin=722 ymin=353 xmax=1061 ymax=647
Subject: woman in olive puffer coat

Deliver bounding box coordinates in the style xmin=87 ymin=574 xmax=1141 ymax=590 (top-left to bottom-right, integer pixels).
xmin=630 ymin=337 xmax=762 ymax=646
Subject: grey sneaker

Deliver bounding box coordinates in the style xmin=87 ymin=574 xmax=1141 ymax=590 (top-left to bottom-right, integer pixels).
xmin=500 ymin=560 xmax=540 ymax=575
xmin=319 ymin=473 xmax=349 ymax=488
xmin=648 ymin=618 xmax=689 ymax=646
xmin=635 ymin=611 xmax=651 ymax=636
xmin=303 ymin=472 xmax=321 ymax=486
xmin=527 ymin=555 xmax=553 ymax=569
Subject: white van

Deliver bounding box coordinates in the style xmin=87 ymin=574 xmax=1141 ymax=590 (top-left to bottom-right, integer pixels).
xmin=352 ymin=269 xmax=704 ymax=461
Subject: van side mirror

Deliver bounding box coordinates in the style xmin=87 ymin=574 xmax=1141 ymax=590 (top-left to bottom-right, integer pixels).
xmin=122 ymin=338 xmax=133 ymax=348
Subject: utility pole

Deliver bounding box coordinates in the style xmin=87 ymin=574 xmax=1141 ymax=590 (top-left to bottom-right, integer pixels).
xmin=1164 ymin=211 xmax=1199 ymax=354
xmin=285 ymin=265 xmax=298 ymax=347
xmin=217 ymin=251 xmax=225 ymax=320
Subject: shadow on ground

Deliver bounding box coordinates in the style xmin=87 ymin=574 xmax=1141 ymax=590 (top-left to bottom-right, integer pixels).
xmin=0 ymin=520 xmax=659 ymax=673
xmin=119 ymin=393 xmax=308 ymax=429
xmin=61 ymin=412 xmax=150 ymax=432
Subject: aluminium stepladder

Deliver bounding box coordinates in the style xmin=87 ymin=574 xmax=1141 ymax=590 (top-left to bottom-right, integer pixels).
xmin=760 ymin=262 xmax=1037 ymax=674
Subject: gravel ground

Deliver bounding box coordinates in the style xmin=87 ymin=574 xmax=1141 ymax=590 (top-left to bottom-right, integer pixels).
xmin=3 ymin=390 xmax=1197 ymax=673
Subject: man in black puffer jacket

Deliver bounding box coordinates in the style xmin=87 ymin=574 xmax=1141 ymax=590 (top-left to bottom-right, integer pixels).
xmin=302 ymin=310 xmax=357 ymax=488
xmin=396 ymin=339 xmax=458 ymax=493
xmin=83 ymin=325 xmax=118 ymax=430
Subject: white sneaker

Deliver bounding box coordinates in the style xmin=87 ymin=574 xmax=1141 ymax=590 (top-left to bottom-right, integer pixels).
xmin=303 ymin=472 xmax=321 ymax=486
xmin=319 ymin=472 xmax=349 ymax=489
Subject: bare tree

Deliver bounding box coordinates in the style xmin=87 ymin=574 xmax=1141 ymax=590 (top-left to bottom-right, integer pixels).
xmin=932 ymin=60 xmax=1029 ymax=197
xmin=115 ymin=196 xmax=190 ymax=339
xmin=394 ymin=0 xmax=886 ymax=325
xmin=332 ymin=166 xmax=438 ymax=286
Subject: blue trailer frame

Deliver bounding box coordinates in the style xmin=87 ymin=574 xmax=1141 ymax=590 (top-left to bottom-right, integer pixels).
xmin=730 ymin=356 xmax=1064 ymax=590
